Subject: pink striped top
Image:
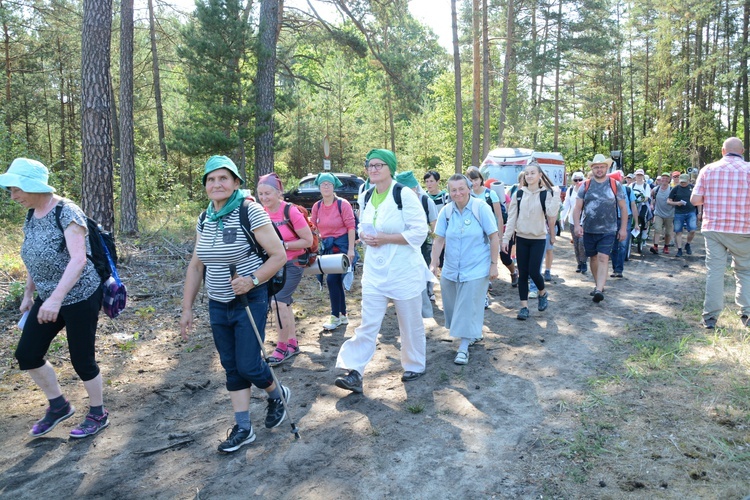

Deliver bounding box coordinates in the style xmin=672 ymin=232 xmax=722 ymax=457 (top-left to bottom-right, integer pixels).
xmin=692 ymin=154 xmax=750 ymax=234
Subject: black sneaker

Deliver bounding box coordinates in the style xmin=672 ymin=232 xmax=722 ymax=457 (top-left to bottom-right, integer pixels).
xmin=593 ymin=290 xmax=605 ymax=303
xmin=218 ymin=424 xmax=256 ymax=453
xmin=265 ymin=385 xmax=290 ymax=429
xmin=742 ymin=315 xmax=749 ymax=328
xmin=580 ymin=263 xmax=587 ymax=274
xmin=335 ymin=369 xmax=363 ymax=393
xmin=701 ymin=317 xmax=717 ymax=329
xmin=685 ymin=243 xmax=692 ymax=255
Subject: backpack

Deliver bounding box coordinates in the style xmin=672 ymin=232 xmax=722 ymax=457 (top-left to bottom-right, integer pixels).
xmin=363 ymin=182 xmax=406 ymax=210
xmin=199 ymin=199 xmax=286 ymax=298
xmin=282 ymin=202 xmax=320 ymax=267
xmin=515 ymin=189 xmax=550 ymax=217
xmin=582 ymin=177 xmax=619 ymax=208
xmin=314 ymin=196 xmax=359 ymax=236
xmin=482 ymin=187 xmax=507 ymax=224
xmin=27 ymin=200 xmax=126 ymax=318
xmin=444 ymin=198 xmax=489 ymax=244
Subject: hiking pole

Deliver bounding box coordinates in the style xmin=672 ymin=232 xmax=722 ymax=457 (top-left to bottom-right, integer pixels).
xmin=229 ymin=265 xmax=300 ymax=440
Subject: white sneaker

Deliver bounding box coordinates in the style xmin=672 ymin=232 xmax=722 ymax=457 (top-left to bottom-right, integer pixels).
xmin=528 ymin=290 xmax=538 ymax=299
xmin=484 ymin=294 xmax=490 ymax=309
xmin=339 ymin=314 xmax=349 ymax=325
xmin=322 ymin=315 xmax=342 ymax=330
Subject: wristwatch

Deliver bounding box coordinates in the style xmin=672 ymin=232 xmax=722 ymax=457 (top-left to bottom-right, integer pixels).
xmin=249 ymin=273 xmax=260 ymax=287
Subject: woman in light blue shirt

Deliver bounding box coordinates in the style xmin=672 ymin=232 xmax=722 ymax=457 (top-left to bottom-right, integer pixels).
xmin=430 ymin=174 xmax=499 ymax=365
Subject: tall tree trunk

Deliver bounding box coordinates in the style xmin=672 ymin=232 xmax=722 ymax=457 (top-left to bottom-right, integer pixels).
xmin=110 ymin=74 xmax=120 ymax=166
xmin=81 ymin=0 xmax=114 ymax=230
xmin=120 ymin=0 xmax=138 ymax=235
xmin=148 ymin=0 xmax=167 ymax=162
xmin=41 ymin=56 xmax=54 ymax=162
xmin=471 ymin=0 xmax=481 ymax=166
xmin=481 ymin=0 xmax=490 ymax=157
xmin=57 ymin=37 xmax=66 ymax=170
xmin=254 ymin=0 xmax=280 ymax=181
xmin=451 ymin=0 xmax=463 ymax=172
xmin=743 ymin=0 xmax=750 ymax=158
xmin=553 ymin=0 xmax=562 ymax=151
xmin=386 ymin=80 xmax=396 ymax=152
xmin=2 ymin=0 xmax=10 ymax=133
xmin=497 ymin=0 xmax=515 ymax=146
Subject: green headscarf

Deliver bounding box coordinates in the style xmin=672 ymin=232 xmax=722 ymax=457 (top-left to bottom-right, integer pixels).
xmin=314 ymin=172 xmax=343 ymax=188
xmin=366 ymin=149 xmax=397 ymax=177
xmin=395 ymin=170 xmax=418 ymax=189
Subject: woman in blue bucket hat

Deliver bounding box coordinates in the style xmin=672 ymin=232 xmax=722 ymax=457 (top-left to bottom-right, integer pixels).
xmin=0 ymin=158 xmax=109 ymax=439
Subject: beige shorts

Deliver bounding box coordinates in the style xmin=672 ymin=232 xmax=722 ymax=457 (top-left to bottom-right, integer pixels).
xmin=653 ymin=215 xmax=674 ymax=235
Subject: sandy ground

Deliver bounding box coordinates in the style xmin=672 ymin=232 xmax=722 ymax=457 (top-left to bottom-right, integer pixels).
xmin=0 ymin=231 xmax=748 ymax=499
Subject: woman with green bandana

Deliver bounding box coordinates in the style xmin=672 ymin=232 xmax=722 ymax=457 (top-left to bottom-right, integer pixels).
xmin=180 ymin=156 xmax=287 ymax=454
xmin=334 ymin=149 xmax=432 ymax=393
xmin=310 ymin=172 xmax=357 ymax=330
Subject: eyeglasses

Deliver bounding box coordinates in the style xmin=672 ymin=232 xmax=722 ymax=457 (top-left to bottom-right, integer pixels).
xmin=366 ymin=162 xmax=387 ymax=171
xmin=573 ymin=178 xmax=583 ymax=183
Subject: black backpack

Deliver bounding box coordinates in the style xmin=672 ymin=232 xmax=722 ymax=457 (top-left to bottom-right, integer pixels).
xmin=26 ymin=200 xmax=118 ymax=284
xmin=483 ymin=188 xmax=508 ymax=223
xmin=199 ymin=199 xmax=286 ymax=297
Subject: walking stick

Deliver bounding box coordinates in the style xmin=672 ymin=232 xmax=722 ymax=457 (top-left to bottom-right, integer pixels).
xmin=229 ymin=265 xmax=300 ymax=440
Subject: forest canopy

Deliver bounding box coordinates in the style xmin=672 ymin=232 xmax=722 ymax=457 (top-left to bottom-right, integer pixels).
xmin=1 ymin=0 xmax=748 ymax=225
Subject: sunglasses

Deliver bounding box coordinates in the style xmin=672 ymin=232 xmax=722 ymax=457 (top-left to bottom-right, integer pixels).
xmin=573 ymin=178 xmax=583 ymax=182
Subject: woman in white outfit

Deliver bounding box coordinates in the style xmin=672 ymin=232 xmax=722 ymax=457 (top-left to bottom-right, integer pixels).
xmin=334 ymin=149 xmax=432 ymax=393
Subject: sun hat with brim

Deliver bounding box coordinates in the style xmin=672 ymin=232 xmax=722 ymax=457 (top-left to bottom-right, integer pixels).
xmin=314 ymin=172 xmax=343 ymax=188
xmin=587 ymin=154 xmax=613 ymax=167
xmin=571 ymin=171 xmax=585 ymax=180
xmin=625 ymin=173 xmax=635 ymax=179
xmin=395 ymin=171 xmax=419 ymax=189
xmin=202 ymin=155 xmax=244 ymax=186
xmin=671 ymin=170 xmax=681 ymax=177
xmin=679 ymin=174 xmax=690 ymax=182
xmin=660 ymin=172 xmax=671 ymax=177
xmin=634 ymin=169 xmax=645 ymax=175
xmin=0 ymin=158 xmax=56 ymax=193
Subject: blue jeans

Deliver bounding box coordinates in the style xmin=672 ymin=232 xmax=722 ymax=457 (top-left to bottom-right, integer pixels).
xmin=327 ymin=273 xmax=347 ymax=316
xmin=610 ymin=215 xmax=631 ymax=273
xmin=209 ymin=285 xmax=273 ymax=392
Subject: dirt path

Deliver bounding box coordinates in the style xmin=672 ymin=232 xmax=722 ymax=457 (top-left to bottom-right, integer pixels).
xmin=0 ymin=233 xmax=744 ymax=498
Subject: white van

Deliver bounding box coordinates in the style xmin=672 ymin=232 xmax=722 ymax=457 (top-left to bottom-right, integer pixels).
xmin=479 ymin=148 xmax=567 ymax=191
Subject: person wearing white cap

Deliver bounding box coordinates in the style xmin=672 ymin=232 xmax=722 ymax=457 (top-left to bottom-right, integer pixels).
xmin=0 ymin=158 xmax=110 ymax=439
xmin=631 ymin=169 xmax=651 ymax=199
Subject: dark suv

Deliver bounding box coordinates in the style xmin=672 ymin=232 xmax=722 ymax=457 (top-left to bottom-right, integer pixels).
xmin=283 ymin=172 xmax=365 ymax=210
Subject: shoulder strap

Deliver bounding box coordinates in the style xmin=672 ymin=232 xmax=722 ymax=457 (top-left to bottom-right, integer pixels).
xmin=283 ymin=203 xmax=300 ymax=239
xmin=238 ymin=199 xmax=261 ymax=255
xmin=540 ymin=190 xmax=548 ymax=214
xmin=335 ymin=197 xmax=343 ymax=216
xmin=198 ymin=210 xmax=207 ymax=231
xmin=609 ymin=177 xmax=618 ymax=198
xmin=444 ymin=201 xmax=455 ymax=221
xmin=516 ymin=189 xmax=524 ymax=212
xmin=393 ymin=183 xmax=404 ymax=210
xmin=363 ymin=186 xmax=375 ymax=206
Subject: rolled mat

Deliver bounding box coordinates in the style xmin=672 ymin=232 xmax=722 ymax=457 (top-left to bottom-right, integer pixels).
xmin=490 ymin=181 xmax=507 ymax=200
xmin=303 ymin=253 xmax=351 ymax=275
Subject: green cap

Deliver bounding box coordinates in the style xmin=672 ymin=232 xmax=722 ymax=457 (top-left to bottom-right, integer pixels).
xmin=202 ymin=155 xmax=244 ymax=186
xmin=366 ymin=149 xmax=397 ymax=176
xmin=395 ymin=170 xmax=418 ymax=189
xmin=314 ymin=172 xmax=343 ymax=188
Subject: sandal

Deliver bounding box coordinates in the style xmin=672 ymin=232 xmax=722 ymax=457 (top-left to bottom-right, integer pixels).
xmin=454 ymin=351 xmax=469 ymax=365
xmin=266 ymin=347 xmax=288 ymax=367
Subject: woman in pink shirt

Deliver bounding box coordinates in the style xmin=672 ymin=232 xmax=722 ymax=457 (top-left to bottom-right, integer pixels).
xmin=310 ymin=173 xmax=357 ymax=330
xmin=257 ymin=173 xmax=313 ymax=366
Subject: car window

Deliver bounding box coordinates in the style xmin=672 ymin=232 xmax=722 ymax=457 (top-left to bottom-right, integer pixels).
xmin=299 ymin=179 xmax=317 ymax=192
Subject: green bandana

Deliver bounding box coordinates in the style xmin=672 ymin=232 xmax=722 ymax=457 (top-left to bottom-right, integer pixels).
xmin=206 ymin=189 xmax=244 ymax=231
xmin=366 ymin=149 xmax=398 ymax=177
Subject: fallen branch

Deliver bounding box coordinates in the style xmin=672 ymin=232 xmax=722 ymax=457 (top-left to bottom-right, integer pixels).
xmin=133 ymin=438 xmax=194 ymax=456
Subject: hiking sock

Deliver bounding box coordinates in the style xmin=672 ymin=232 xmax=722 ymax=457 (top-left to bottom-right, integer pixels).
xmin=235 ymin=411 xmax=252 ymax=431
xmin=89 ymin=405 xmax=105 ymax=416
xmin=275 ymin=341 xmax=288 ymax=353
xmin=267 ymin=385 xmax=282 ymax=400
xmin=49 ymin=395 xmax=68 ymax=411
xmin=459 ymin=338 xmax=471 ymax=352
xmin=287 ymin=338 xmax=298 ymax=349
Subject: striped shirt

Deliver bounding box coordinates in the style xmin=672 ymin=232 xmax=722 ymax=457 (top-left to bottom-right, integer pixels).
xmin=196 ymin=202 xmax=271 ymax=302
xmin=692 ymin=154 xmax=750 ymax=234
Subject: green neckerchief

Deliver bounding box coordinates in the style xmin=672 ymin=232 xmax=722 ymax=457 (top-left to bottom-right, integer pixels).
xmin=206 ymin=189 xmax=244 ymax=231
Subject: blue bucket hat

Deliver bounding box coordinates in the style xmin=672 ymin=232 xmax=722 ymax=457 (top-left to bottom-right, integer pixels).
xmin=202 ymin=155 xmax=244 ymax=186
xmin=0 ymin=158 xmax=56 ymax=193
